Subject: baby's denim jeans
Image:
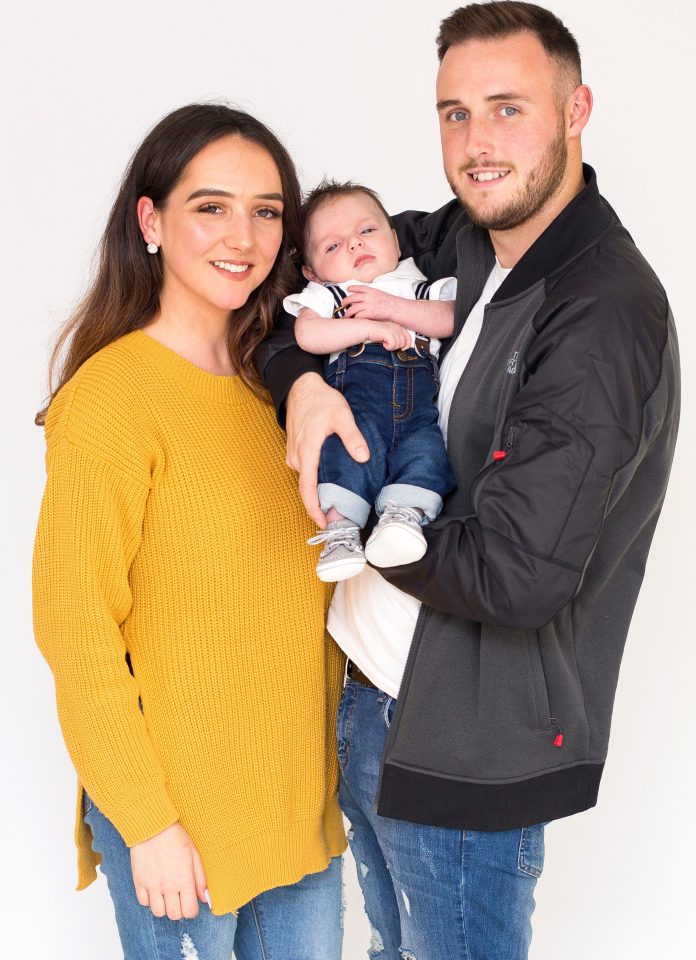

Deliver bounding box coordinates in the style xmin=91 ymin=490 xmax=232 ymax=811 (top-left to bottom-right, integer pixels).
xmin=318 ymin=343 xmax=456 ymax=527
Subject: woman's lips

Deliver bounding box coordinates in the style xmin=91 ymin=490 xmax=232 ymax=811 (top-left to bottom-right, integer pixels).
xmin=210 ymin=260 xmax=252 ymax=280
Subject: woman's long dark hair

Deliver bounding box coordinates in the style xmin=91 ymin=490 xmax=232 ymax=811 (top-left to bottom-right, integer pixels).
xmin=36 ymin=103 xmax=302 ymax=424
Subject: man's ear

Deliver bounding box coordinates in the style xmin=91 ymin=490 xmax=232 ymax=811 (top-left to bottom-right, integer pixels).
xmin=302 ymin=264 xmax=319 ymax=283
xmin=567 ymin=84 xmax=593 ymax=139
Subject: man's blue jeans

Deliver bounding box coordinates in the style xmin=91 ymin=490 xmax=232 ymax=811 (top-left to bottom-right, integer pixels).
xmin=318 ymin=344 xmax=456 ymax=527
xmin=83 ymin=795 xmax=343 ymax=960
xmin=338 ymin=679 xmax=545 ymax=960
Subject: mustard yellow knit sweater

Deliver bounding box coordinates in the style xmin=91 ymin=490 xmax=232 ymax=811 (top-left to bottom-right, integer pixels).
xmin=32 ymin=330 xmax=346 ymax=914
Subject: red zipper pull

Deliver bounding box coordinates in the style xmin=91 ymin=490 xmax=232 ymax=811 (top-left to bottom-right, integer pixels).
xmin=492 ymin=450 xmax=507 ymax=461
xmin=551 ymin=718 xmax=563 ymax=747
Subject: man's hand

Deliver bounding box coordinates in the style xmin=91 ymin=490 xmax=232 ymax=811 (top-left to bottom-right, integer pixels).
xmin=131 ymin=822 xmax=208 ymax=920
xmin=287 ymin=372 xmax=369 ymax=527
xmin=342 ymin=286 xmax=406 ymax=323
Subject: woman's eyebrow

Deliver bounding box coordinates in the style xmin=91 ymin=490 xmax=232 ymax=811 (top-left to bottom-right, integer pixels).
xmin=186 ymin=188 xmax=284 ymax=202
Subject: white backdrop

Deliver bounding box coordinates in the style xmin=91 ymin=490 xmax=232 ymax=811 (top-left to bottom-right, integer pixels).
xmin=3 ymin=1 xmax=693 ymax=957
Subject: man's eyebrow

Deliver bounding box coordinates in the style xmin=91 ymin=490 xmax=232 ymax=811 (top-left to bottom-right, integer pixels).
xmin=485 ymin=92 xmax=531 ymax=102
xmin=436 ymin=99 xmax=463 ymax=112
xmin=436 ymin=93 xmax=532 ymax=111
xmin=185 ymin=188 xmax=284 ymax=202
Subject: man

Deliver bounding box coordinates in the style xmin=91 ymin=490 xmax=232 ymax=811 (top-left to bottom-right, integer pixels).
xmin=257 ymin=3 xmax=680 ymax=957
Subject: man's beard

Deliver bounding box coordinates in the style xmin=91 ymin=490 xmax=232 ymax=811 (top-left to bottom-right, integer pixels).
xmin=447 ymin=120 xmax=568 ymax=232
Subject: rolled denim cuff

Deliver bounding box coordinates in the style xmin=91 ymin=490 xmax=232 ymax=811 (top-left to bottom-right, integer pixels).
xmin=376 ymin=484 xmax=443 ymax=522
xmin=318 ymin=483 xmax=371 ymax=528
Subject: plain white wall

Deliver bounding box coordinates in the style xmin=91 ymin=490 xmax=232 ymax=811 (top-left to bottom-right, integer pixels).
xmin=3 ymin=0 xmax=693 ymax=957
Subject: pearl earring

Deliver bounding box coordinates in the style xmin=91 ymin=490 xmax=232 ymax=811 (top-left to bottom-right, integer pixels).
xmin=146 ymin=242 xmax=159 ymax=254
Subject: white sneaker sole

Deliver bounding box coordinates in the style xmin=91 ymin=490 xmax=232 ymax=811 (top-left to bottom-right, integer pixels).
xmin=316 ymin=556 xmax=367 ymax=583
xmin=365 ymin=522 xmax=427 ymax=568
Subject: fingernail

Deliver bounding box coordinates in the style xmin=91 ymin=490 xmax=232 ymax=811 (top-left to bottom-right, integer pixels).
xmin=356 ymin=446 xmax=369 ymax=461
xmin=205 ymin=889 xmax=211 ymax=907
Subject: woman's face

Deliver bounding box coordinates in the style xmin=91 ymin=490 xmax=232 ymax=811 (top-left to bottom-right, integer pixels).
xmin=143 ymin=135 xmax=284 ymax=318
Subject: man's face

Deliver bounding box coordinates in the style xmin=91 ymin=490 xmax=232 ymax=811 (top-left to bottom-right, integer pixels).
xmin=303 ymin=193 xmax=400 ymax=284
xmin=436 ymin=32 xmax=571 ymax=231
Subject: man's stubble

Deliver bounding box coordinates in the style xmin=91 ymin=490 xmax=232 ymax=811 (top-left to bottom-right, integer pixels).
xmin=447 ymin=116 xmax=568 ymax=232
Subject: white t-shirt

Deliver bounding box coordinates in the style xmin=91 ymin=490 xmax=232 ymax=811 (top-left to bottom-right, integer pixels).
xmin=328 ymin=260 xmax=511 ymax=697
xmin=283 ymin=257 xmax=457 ymax=363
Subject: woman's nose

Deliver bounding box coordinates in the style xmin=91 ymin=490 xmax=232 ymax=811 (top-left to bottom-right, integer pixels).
xmin=223 ymin=215 xmax=254 ymax=252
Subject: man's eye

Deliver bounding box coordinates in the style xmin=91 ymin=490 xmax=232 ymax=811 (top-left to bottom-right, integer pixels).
xmin=256 ymin=207 xmax=281 ymax=220
xmin=500 ymin=106 xmax=519 ymax=117
xmin=199 ymin=203 xmax=224 ymax=214
xmin=447 ymin=110 xmax=468 ymax=122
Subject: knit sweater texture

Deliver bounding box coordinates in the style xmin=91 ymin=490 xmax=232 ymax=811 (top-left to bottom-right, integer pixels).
xmin=33 ymin=330 xmax=346 ymax=914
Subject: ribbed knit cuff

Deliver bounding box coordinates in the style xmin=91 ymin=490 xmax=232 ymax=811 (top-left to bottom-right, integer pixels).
xmin=104 ymin=786 xmax=180 ymax=848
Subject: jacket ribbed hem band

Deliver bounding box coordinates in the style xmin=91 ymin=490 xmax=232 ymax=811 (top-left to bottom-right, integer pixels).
xmin=376 ymin=762 xmax=604 ymax=831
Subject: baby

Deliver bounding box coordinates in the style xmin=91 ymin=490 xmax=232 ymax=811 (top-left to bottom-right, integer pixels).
xmin=284 ymin=180 xmax=457 ymax=582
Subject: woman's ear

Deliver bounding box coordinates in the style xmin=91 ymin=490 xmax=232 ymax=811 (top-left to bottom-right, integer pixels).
xmin=137 ymin=196 xmax=161 ymax=247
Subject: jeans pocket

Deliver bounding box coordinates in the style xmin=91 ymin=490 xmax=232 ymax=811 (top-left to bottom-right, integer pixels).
xmin=82 ymin=789 xmax=94 ymax=816
xmin=517 ymin=823 xmax=546 ymax=878
xmin=336 ymin=685 xmax=357 ymax=771
xmin=382 ymin=696 xmax=395 ymax=729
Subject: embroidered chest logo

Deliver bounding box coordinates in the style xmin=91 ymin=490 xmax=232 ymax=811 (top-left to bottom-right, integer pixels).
xmin=506 ymin=350 xmax=519 ymax=375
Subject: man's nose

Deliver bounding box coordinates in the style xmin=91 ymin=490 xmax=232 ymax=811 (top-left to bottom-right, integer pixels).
xmin=464 ymin=116 xmax=495 ymax=159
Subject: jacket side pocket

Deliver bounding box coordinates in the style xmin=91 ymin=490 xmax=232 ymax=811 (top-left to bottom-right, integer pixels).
xmin=527 ymin=630 xmax=552 ymax=730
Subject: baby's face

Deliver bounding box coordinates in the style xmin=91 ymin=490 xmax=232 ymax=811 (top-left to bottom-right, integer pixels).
xmin=303 ymin=193 xmax=400 ymax=284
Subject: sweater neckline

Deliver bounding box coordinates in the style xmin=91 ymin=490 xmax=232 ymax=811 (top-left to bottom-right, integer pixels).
xmin=126 ymin=329 xmax=253 ymax=405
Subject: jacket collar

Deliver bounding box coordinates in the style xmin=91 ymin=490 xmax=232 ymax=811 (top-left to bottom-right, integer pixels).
xmin=457 ymin=165 xmax=615 ymax=304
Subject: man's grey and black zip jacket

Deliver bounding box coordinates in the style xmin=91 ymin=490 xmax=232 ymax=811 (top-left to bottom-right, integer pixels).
xmin=257 ymin=166 xmax=680 ymax=830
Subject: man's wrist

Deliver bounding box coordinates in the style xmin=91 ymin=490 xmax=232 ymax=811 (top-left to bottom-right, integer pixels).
xmin=264 ymin=348 xmax=324 ymax=428
xmin=288 ymin=371 xmax=326 ymax=401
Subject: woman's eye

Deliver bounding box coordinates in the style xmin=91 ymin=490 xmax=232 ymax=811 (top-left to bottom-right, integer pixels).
xmin=447 ymin=110 xmax=468 ymax=122
xmin=256 ymin=207 xmax=281 ymax=220
xmin=500 ymin=106 xmax=519 ymax=117
xmin=199 ymin=203 xmax=224 ymax=214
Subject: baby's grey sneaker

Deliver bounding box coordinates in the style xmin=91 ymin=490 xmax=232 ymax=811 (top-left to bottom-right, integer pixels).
xmin=308 ymin=519 xmax=366 ymax=582
xmin=365 ymin=500 xmax=427 ymax=568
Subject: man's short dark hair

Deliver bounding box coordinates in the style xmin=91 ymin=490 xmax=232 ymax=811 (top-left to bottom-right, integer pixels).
xmin=437 ymin=1 xmax=581 ymax=86
xmin=301 ymin=179 xmax=393 ymax=265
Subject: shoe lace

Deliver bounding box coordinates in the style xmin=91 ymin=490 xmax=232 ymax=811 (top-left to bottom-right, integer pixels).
xmin=307 ymin=524 xmax=363 ymax=553
xmin=379 ymin=500 xmax=423 ymax=527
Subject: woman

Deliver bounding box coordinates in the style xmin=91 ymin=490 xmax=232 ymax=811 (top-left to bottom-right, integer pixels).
xmin=32 ymin=104 xmax=346 ymax=959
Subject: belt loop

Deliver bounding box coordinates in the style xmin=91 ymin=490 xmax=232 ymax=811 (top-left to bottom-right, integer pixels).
xmin=415 ymin=335 xmax=430 ymax=358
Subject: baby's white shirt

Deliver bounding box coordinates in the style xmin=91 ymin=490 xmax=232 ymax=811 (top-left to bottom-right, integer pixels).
xmin=283 ymin=257 xmax=457 ymax=363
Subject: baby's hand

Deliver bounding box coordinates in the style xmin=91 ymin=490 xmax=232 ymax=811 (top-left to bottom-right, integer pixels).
xmin=343 ymin=286 xmax=405 ymax=323
xmin=369 ymin=321 xmax=412 ymax=352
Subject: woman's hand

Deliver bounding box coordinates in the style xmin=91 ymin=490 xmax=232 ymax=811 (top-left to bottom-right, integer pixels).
xmin=286 ymin=373 xmax=369 ymax=527
xmin=131 ymin=822 xmax=208 ymax=920
xmin=368 ymin=321 xmax=412 ymax=352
